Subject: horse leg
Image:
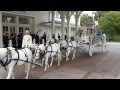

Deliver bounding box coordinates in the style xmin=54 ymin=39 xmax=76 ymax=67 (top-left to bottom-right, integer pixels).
xmin=66 ymin=52 xmax=68 ymax=61
xmin=50 ymin=56 xmax=54 ymax=67
xmin=41 ymin=58 xmax=44 ymax=66
xmin=25 ymin=63 xmax=28 ymax=73
xmin=32 ymin=59 xmax=36 ymax=68
xmin=58 ymin=54 xmax=61 ymax=66
xmin=32 ymin=64 xmax=35 ymax=68
xmin=44 ymin=56 xmax=48 ymax=71
xmin=72 ymin=48 xmax=76 ymax=60
xmin=25 ymin=63 xmax=31 ymax=79
xmin=66 ymin=49 xmax=70 ymax=61
xmin=7 ymin=67 xmax=13 ymax=79
xmin=12 ymin=70 xmax=15 ymax=79
xmin=55 ymin=55 xmax=58 ymax=61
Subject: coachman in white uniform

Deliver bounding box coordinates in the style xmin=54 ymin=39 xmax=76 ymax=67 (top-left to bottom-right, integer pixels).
xmin=22 ymin=30 xmax=32 ymax=48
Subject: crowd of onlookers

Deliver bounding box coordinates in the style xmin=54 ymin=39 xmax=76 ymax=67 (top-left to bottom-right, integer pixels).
xmin=3 ymin=32 xmax=47 ymax=48
xmin=3 ymin=31 xmax=68 ymax=48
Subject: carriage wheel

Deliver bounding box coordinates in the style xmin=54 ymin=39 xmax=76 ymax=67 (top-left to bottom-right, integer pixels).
xmin=89 ymin=44 xmax=93 ymax=56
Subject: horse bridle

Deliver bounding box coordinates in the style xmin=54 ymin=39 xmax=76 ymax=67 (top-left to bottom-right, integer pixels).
xmin=0 ymin=48 xmax=13 ymax=70
xmin=60 ymin=40 xmax=74 ymax=50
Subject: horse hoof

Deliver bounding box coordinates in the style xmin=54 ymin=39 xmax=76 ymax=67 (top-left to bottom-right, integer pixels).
xmin=25 ymin=77 xmax=28 ymax=79
xmin=32 ymin=66 xmax=35 ymax=68
xmin=72 ymin=58 xmax=74 ymax=60
xmin=44 ymin=68 xmax=47 ymax=71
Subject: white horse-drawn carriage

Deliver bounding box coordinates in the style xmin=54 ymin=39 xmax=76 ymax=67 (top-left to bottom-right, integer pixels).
xmin=0 ymin=24 xmax=107 ymax=79
xmin=74 ymin=25 xmax=107 ymax=56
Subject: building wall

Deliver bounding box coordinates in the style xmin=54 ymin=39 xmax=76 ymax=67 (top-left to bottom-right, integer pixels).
xmin=0 ymin=11 xmax=35 ymax=47
xmin=27 ymin=11 xmax=49 ymax=34
xmin=0 ymin=12 xmax=3 ymax=47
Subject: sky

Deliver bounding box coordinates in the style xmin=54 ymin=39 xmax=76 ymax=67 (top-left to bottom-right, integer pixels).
xmin=70 ymin=11 xmax=95 ymax=24
xmin=81 ymin=11 xmax=95 ymax=16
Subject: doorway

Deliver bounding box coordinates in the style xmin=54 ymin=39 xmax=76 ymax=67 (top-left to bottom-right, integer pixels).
xmin=3 ymin=25 xmax=16 ymax=36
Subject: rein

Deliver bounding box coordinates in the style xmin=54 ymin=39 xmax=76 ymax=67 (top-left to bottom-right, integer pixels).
xmin=0 ymin=48 xmax=13 ymax=71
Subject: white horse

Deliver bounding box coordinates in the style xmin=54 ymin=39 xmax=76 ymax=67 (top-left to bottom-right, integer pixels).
xmin=32 ymin=44 xmax=45 ymax=68
xmin=40 ymin=43 xmax=62 ymax=71
xmin=59 ymin=39 xmax=77 ymax=61
xmin=0 ymin=47 xmax=32 ymax=79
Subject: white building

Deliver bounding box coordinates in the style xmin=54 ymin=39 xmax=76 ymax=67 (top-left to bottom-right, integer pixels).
xmin=0 ymin=11 xmax=82 ymax=47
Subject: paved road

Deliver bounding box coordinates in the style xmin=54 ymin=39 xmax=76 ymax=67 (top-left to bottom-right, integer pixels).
xmin=0 ymin=42 xmax=120 ymax=79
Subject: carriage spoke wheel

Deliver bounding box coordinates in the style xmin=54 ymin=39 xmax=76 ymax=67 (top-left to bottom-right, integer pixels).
xmin=89 ymin=44 xmax=93 ymax=56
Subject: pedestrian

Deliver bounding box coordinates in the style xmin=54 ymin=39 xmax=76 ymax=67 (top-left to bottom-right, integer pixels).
xmin=35 ymin=32 xmax=39 ymax=44
xmin=3 ymin=33 xmax=9 ymax=47
xmin=41 ymin=32 xmax=46 ymax=44
xmin=22 ymin=30 xmax=32 ymax=48
xmin=57 ymin=33 xmax=60 ymax=40
xmin=64 ymin=35 xmax=67 ymax=41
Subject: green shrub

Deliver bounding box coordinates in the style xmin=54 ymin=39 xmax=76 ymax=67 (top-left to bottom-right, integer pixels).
xmin=107 ymin=34 xmax=120 ymax=42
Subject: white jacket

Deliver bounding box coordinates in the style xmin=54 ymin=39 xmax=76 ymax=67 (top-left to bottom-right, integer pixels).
xmin=22 ymin=35 xmax=32 ymax=48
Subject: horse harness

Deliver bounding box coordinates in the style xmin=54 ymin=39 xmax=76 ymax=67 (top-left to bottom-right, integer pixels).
xmin=0 ymin=48 xmax=28 ymax=71
xmin=61 ymin=40 xmax=76 ymax=53
xmin=45 ymin=44 xmax=59 ymax=57
xmin=0 ymin=48 xmax=12 ymax=70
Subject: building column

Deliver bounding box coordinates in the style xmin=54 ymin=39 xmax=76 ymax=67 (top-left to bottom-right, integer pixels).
xmin=16 ymin=16 xmax=19 ymax=34
xmin=15 ymin=16 xmax=19 ymax=47
xmin=51 ymin=11 xmax=55 ymax=36
xmin=61 ymin=13 xmax=65 ymax=39
xmin=79 ymin=15 xmax=81 ymax=28
xmin=30 ymin=17 xmax=35 ymax=33
xmin=0 ymin=12 xmax=3 ymax=47
xmin=67 ymin=15 xmax=71 ymax=41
